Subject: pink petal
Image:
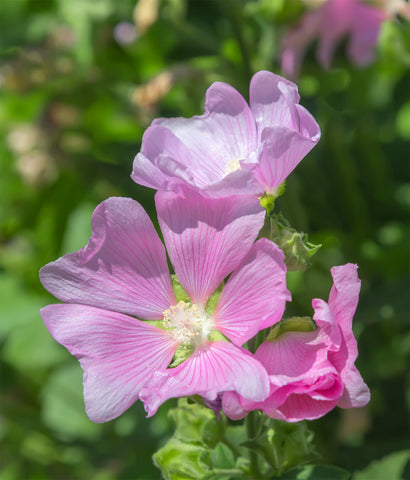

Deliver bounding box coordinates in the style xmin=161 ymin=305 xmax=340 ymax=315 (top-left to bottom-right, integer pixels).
xmin=40 ymin=197 xmax=175 ymax=320
xmin=132 ymin=125 xmax=214 ymax=190
xmin=153 ymin=81 xmax=258 ymax=180
xmin=317 ymin=0 xmax=355 ymax=69
xmin=280 ymin=11 xmax=322 ymax=79
xmin=328 ymin=263 xmax=361 ymax=336
xmin=202 ymin=167 xmax=264 ymax=198
xmin=41 ymin=304 xmax=178 ymax=422
xmin=337 ymin=364 xmax=371 ymax=408
xmin=272 ymin=393 xmax=340 ymax=422
xmin=140 ymin=341 xmax=270 ymax=416
xmin=130 ymin=153 xmax=168 ymax=190
xmin=254 ymin=122 xmax=320 ymax=192
xmin=155 ymin=186 xmax=265 ymax=305
xmin=313 ymin=264 xmax=370 ymax=408
xmin=250 ymin=70 xmax=301 ymax=133
xmin=349 ymin=3 xmax=385 ymax=66
xmin=222 ymin=391 xmax=249 ymax=420
xmin=143 ymin=82 xmax=257 ymax=186
xmin=255 ymin=330 xmax=329 ymax=380
xmin=213 ymin=238 xmax=290 ymax=346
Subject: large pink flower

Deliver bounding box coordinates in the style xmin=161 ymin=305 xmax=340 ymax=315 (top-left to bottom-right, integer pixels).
xmin=40 ymin=191 xmax=291 ymax=422
xmin=131 ymin=70 xmax=320 ymax=197
xmin=281 ymin=0 xmax=390 ymax=78
xmin=223 ymin=263 xmax=370 ymax=422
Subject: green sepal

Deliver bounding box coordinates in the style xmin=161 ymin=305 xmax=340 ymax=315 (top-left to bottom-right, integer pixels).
xmin=205 ymin=282 xmax=224 ymax=316
xmin=260 ymin=182 xmax=286 ymax=215
xmin=172 ymin=275 xmax=191 ymax=303
xmin=242 ymin=415 xmax=319 ymax=477
xmin=266 ymin=213 xmax=321 ymax=271
xmin=168 ymin=331 xmax=229 ymax=368
xmin=208 ymin=330 xmax=229 ymax=342
xmin=267 ymin=316 xmax=317 ymax=342
xmin=168 ymin=343 xmax=195 ymax=368
xmin=144 ymin=319 xmax=165 ymax=329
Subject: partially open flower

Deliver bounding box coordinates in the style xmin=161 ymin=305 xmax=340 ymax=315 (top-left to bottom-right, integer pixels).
xmin=223 ymin=263 xmax=370 ymax=422
xmin=132 ymin=70 xmax=320 ymax=198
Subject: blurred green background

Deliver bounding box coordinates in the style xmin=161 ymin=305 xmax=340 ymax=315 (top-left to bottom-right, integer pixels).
xmin=0 ymin=0 xmax=409 ymax=479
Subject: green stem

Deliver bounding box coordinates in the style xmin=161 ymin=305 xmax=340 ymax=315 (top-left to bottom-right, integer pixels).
xmin=246 ymin=411 xmax=261 ymax=479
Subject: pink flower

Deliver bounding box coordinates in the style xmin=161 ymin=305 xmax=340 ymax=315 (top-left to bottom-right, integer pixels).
xmin=40 ymin=191 xmax=291 ymax=422
xmin=281 ymin=0 xmax=388 ymax=78
xmin=131 ymin=70 xmax=320 ymax=197
xmin=223 ymin=263 xmax=370 ymax=422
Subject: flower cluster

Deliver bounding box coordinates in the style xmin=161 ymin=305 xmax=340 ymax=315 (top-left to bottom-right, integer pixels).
xmin=40 ymin=71 xmax=369 ymax=423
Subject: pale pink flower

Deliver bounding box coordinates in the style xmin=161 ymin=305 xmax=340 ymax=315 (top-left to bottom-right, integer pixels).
xmin=281 ymin=0 xmax=388 ymax=78
xmin=131 ymin=70 xmax=320 ymax=197
xmin=223 ymin=263 xmax=370 ymax=422
xmin=40 ymin=190 xmax=290 ymax=422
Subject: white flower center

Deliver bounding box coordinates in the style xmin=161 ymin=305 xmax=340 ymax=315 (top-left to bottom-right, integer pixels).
xmin=163 ymin=301 xmax=213 ymax=345
xmin=224 ymin=158 xmax=242 ymax=177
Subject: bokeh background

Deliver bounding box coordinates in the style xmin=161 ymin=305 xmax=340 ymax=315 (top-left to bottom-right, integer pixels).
xmin=0 ymin=0 xmax=409 ymax=479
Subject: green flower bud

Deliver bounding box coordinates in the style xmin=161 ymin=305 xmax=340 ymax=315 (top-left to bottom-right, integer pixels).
xmin=267 ymin=213 xmax=321 ymax=271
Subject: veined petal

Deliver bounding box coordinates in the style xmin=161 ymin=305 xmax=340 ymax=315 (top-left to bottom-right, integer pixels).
xmin=222 ymin=391 xmax=249 ymax=420
xmin=156 ymin=186 xmax=265 ymax=305
xmin=153 ymin=81 xmax=258 ymax=180
xmin=250 ymin=71 xmax=301 ymax=133
xmin=313 ymin=263 xmax=370 ymax=409
xmin=328 ymin=263 xmax=361 ymax=334
xmin=269 ymin=393 xmax=339 ymax=422
xmin=40 ymin=197 xmax=175 ymax=320
xmin=255 ymin=330 xmax=329 ymax=381
xmin=254 ymin=121 xmax=320 ymax=193
xmin=132 ymin=125 xmax=214 ymax=189
xmin=213 ymin=239 xmax=290 ymax=346
xmin=131 ymin=152 xmax=169 ymax=190
xmin=336 ymin=365 xmax=370 ymax=408
xmin=41 ymin=304 xmax=179 ymax=422
xmin=140 ymin=341 xmax=270 ymax=417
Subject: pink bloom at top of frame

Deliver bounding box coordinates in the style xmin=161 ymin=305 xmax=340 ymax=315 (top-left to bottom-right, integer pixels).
xmin=131 ymin=70 xmax=320 ymax=197
xmin=222 ymin=263 xmax=370 ymax=422
xmin=281 ymin=0 xmax=388 ymax=78
xmin=40 ymin=191 xmax=290 ymax=422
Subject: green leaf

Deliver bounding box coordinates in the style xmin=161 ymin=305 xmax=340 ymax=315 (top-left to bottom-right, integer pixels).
xmin=242 ymin=418 xmax=318 ymax=476
xmin=153 ymin=399 xmax=246 ymax=480
xmin=351 ymin=450 xmax=410 ymax=480
xmin=281 ymin=465 xmax=351 ymax=480
xmin=209 ymin=442 xmax=236 ymax=470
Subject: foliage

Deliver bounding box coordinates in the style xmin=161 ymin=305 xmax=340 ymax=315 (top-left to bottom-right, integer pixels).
xmin=0 ymin=0 xmax=409 ymax=478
